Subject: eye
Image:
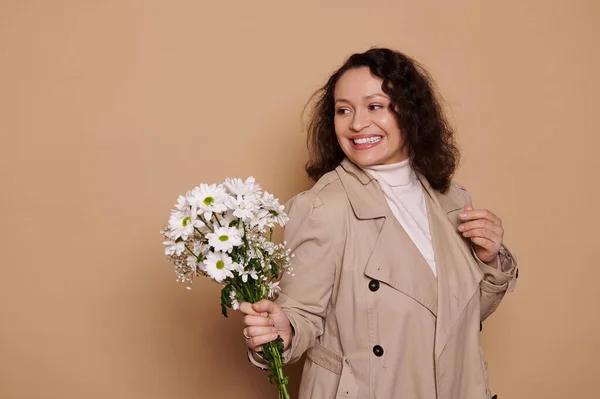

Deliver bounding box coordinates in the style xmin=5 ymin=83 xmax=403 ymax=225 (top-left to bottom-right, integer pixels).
xmin=336 ymin=108 xmax=351 ymax=115
xmin=369 ymin=104 xmax=384 ymax=111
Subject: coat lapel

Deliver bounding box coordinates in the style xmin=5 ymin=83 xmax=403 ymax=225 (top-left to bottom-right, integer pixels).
xmin=418 ymin=177 xmax=484 ymax=360
xmin=336 ymin=159 xmax=438 ymax=315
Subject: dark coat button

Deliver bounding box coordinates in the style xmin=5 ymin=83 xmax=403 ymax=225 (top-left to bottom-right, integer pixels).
xmin=368 ymin=279 xmax=380 ymax=292
xmin=373 ymin=345 xmax=384 ymax=357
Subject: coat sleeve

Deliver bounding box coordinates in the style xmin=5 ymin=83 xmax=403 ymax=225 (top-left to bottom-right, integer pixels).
xmin=248 ymin=189 xmax=339 ymax=368
xmin=454 ymin=184 xmax=519 ymax=321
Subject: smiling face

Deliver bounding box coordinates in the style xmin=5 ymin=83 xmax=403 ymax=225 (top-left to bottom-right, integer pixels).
xmin=333 ymin=67 xmax=408 ymax=167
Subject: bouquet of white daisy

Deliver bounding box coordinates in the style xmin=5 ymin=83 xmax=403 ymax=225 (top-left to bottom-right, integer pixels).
xmin=161 ymin=177 xmax=293 ymax=399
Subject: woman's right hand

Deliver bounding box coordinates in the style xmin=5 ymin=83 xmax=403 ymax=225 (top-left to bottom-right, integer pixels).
xmin=239 ymin=299 xmax=293 ymax=352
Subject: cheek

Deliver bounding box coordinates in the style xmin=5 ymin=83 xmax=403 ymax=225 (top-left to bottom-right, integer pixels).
xmin=378 ymin=114 xmax=402 ymax=142
xmin=335 ymin=134 xmax=348 ymax=150
xmin=333 ymin=118 xmax=347 ymax=140
xmin=333 ymin=118 xmax=340 ymax=134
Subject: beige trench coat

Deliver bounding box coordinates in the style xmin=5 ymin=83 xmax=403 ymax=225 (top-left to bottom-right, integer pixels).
xmin=250 ymin=158 xmax=518 ymax=398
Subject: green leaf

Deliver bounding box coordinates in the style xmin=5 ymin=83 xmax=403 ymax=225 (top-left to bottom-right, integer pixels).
xmin=231 ymin=250 xmax=241 ymax=264
xmin=248 ymin=258 xmax=260 ymax=270
xmin=275 ymin=336 xmax=284 ymax=353
xmin=223 ymin=285 xmax=233 ymax=307
xmin=220 ymin=284 xmax=233 ymax=318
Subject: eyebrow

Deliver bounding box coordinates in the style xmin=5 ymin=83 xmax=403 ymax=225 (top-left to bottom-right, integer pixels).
xmin=335 ymin=93 xmax=388 ymax=103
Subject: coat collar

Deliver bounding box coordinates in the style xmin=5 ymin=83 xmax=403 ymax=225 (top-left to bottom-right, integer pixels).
xmin=419 ymin=176 xmax=484 ymax=360
xmin=337 ymin=157 xmax=469 ymax=217
xmin=338 ymin=158 xmax=386 ymax=219
xmin=337 ymin=158 xmax=483 ymax=359
xmin=337 ymin=158 xmax=438 ymax=314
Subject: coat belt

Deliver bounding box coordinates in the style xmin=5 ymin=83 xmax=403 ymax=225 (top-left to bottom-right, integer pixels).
xmin=306 ymin=343 xmax=343 ymax=375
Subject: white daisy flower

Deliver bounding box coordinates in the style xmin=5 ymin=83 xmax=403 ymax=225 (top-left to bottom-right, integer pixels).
xmin=248 ymin=211 xmax=268 ymax=230
xmin=174 ymin=194 xmax=190 ymax=211
xmin=219 ymin=210 xmax=238 ymax=228
xmin=187 ymin=255 xmax=199 ymax=273
xmin=193 ymin=241 xmax=209 ymax=259
xmin=259 ymin=192 xmax=289 ymax=227
xmin=227 ymin=195 xmax=259 ymax=222
xmin=189 ymin=184 xmax=228 ymax=220
xmin=259 ymin=191 xmax=277 ymax=208
xmin=224 ymin=176 xmax=261 ymax=197
xmin=233 ymin=263 xmax=259 ymax=283
xmin=203 ymin=252 xmax=234 ymax=283
xmin=167 ymin=210 xmax=197 ymax=240
xmin=189 ymin=241 xmax=209 ymax=272
xmin=163 ymin=239 xmax=186 ymax=256
xmin=245 ymin=269 xmax=259 ymax=283
xmin=229 ymin=290 xmax=240 ymax=311
xmin=207 ymin=226 xmax=243 ymax=253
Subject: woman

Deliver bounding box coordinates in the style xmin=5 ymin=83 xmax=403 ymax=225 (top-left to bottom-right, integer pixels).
xmin=240 ymin=48 xmax=518 ymax=399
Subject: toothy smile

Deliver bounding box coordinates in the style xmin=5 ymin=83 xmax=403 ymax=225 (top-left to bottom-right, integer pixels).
xmin=352 ymin=136 xmax=382 ymax=145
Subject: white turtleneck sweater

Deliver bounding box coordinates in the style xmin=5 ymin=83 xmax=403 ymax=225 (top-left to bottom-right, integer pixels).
xmin=361 ymin=159 xmax=438 ymax=277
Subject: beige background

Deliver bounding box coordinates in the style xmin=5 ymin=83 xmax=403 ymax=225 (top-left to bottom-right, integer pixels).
xmin=1 ymin=1 xmax=598 ymax=398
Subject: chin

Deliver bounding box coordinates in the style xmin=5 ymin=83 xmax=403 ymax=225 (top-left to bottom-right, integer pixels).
xmin=343 ymin=144 xmax=399 ymax=166
xmin=348 ymin=154 xmax=381 ymax=167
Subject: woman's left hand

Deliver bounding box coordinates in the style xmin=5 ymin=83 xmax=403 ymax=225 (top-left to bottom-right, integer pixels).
xmin=458 ymin=205 xmax=504 ymax=265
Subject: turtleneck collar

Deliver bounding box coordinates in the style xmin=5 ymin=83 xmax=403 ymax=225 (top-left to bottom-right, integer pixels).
xmin=360 ymin=158 xmax=416 ymax=187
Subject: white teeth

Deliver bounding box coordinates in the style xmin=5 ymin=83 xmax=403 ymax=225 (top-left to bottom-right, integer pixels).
xmin=353 ymin=136 xmax=382 ymax=145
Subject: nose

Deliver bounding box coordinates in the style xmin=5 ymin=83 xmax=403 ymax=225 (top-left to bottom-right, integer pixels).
xmin=350 ymin=109 xmax=371 ymax=132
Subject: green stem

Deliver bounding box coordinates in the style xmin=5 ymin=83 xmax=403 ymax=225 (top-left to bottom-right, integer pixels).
xmin=232 ymin=281 xmax=257 ymax=304
xmin=248 ymin=280 xmax=260 ymax=303
xmin=199 ymin=215 xmax=214 ymax=232
xmin=243 ymin=283 xmax=252 ymax=302
xmin=262 ymin=340 xmax=290 ymax=399
xmin=213 ymin=213 xmax=223 ymax=227
xmin=193 ymin=227 xmax=205 ymax=238
xmin=232 ymin=283 xmax=248 ymax=303
xmin=184 ymin=244 xmax=201 ymax=262
xmin=242 ymin=224 xmax=249 ymax=262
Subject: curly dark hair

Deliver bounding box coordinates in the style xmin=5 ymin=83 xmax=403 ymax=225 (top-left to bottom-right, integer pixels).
xmin=305 ymin=48 xmax=460 ymax=193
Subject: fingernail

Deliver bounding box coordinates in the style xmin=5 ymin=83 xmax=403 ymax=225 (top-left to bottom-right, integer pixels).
xmin=272 ymin=333 xmax=278 ymax=339
xmin=261 ymin=312 xmax=268 ymax=317
xmin=460 ymin=213 xmax=467 ymax=218
xmin=272 ymin=327 xmax=277 ymax=333
xmin=458 ymin=225 xmax=464 ymax=231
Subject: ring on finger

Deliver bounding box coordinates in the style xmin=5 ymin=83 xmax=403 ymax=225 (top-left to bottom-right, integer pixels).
xmin=243 ymin=328 xmax=251 ymax=340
